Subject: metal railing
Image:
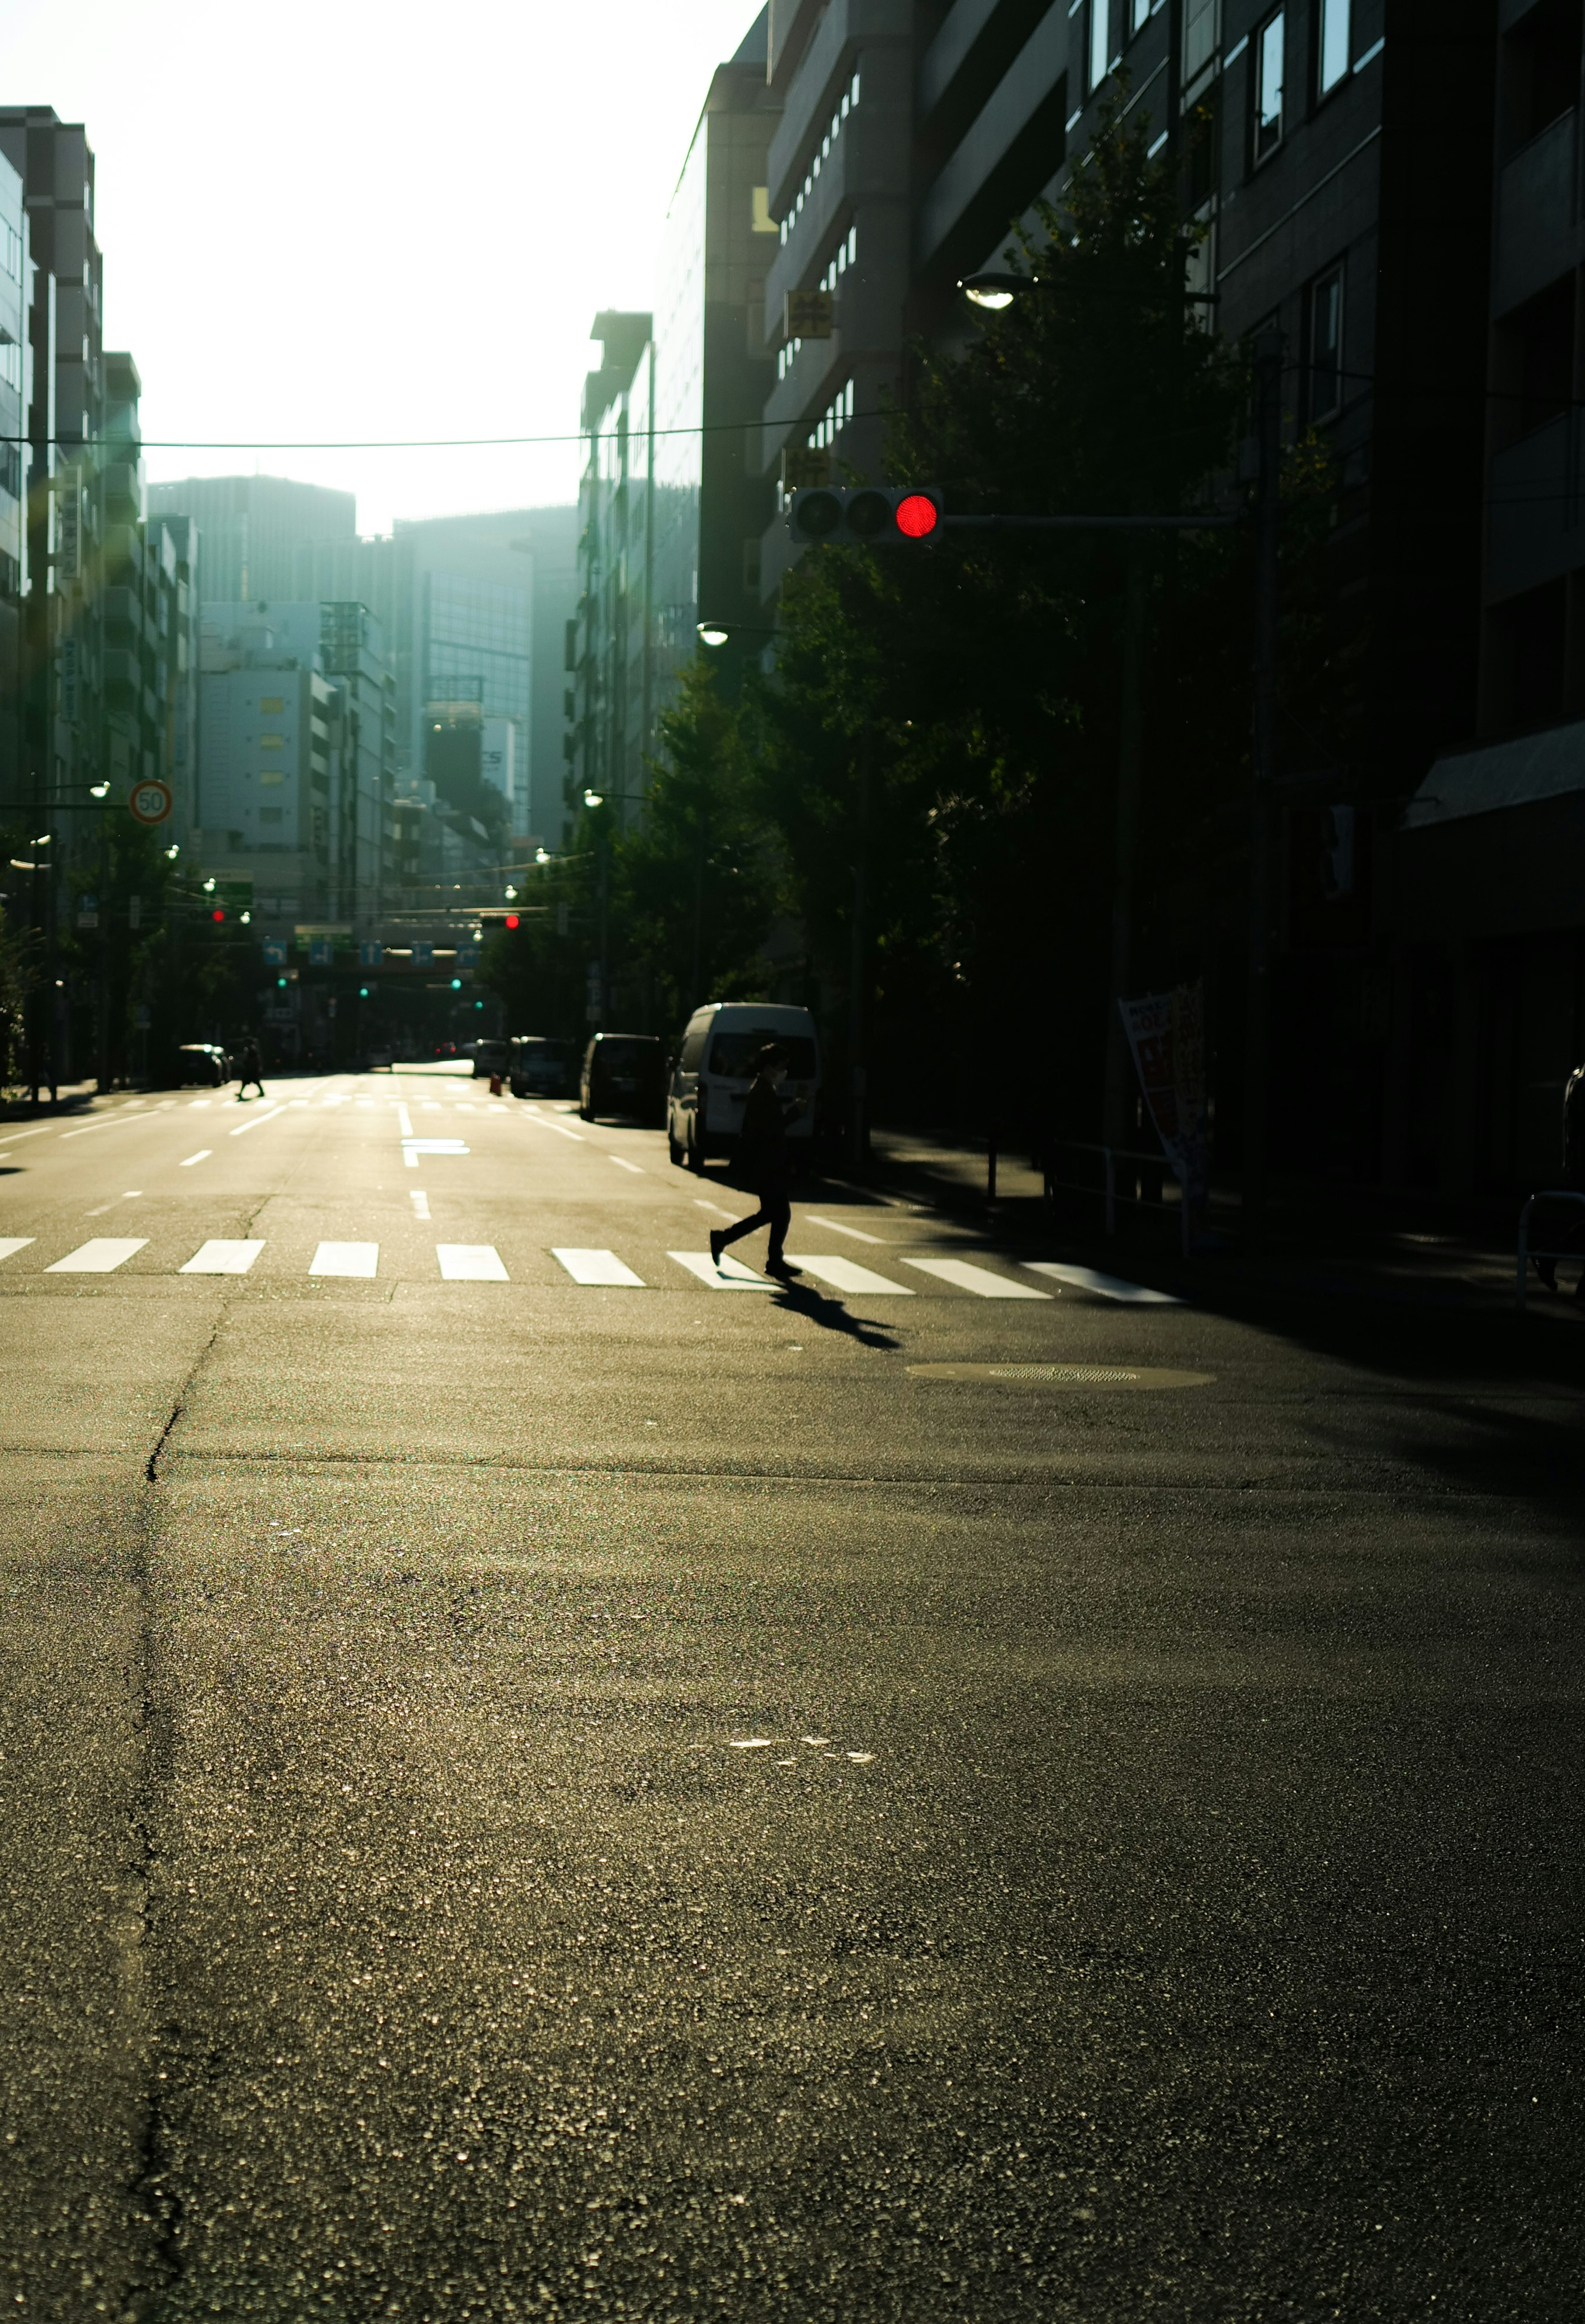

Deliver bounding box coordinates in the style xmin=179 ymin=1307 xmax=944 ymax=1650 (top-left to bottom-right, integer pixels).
xmin=1043 ymin=1137 xmax=1192 ymax=1259
xmin=1515 ymin=1188 xmax=1585 ymax=1307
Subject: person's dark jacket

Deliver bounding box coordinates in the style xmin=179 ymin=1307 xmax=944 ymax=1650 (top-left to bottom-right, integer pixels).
xmin=739 ymin=1078 xmax=795 ymax=1188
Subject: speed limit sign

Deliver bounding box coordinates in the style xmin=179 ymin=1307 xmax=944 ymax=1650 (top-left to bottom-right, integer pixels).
xmin=128 ymin=778 xmax=172 ymax=825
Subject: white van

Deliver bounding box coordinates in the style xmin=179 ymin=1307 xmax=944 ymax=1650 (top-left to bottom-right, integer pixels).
xmin=666 ymin=1001 xmax=821 ymax=1172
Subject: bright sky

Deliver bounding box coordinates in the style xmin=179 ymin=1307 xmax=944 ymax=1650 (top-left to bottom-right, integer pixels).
xmin=5 ymin=0 xmax=764 ymax=534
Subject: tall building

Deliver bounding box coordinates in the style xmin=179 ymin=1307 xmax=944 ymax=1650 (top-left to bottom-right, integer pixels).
xmin=570 ymin=8 xmax=781 ymax=832
xmin=388 ymin=513 xmax=537 ymax=840
xmin=196 ymin=600 xmax=396 ymax=932
xmin=0 ymin=148 xmax=27 ymax=790
xmin=146 ymin=475 xmax=356 ymax=603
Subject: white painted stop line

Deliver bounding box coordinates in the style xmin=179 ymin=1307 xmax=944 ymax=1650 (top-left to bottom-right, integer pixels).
xmin=436 ymin=1244 xmax=509 ymax=1281
xmin=0 ymin=1238 xmax=35 ymax=1264
xmin=47 ymin=1238 xmax=149 ymax=1273
xmin=180 ymin=1240 xmax=265 ymax=1275
xmin=903 ymin=1257 xmax=1050 ymax=1299
xmin=310 ymin=1241 xmax=379 ymax=1278
xmin=553 ymin=1247 xmax=646 ymax=1286
xmin=783 ymin=1254 xmax=914 ymax=1294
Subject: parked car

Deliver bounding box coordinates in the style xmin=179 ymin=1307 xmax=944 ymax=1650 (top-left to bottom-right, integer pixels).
xmin=470 ymin=1037 xmax=512 ymax=1081
xmin=665 ymin=1003 xmax=820 ymax=1171
xmin=580 ymin=1033 xmax=665 ymax=1124
xmin=176 ymin=1042 xmax=232 ymax=1087
xmin=508 ymin=1035 xmax=574 ymax=1100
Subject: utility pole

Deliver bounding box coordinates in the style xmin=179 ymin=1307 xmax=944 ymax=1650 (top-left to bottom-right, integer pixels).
xmin=1101 ymin=543 xmax=1150 ymax=1151
xmin=1242 ymin=328 xmax=1285 ymax=1242
xmin=848 ymin=735 xmax=870 ymax=1167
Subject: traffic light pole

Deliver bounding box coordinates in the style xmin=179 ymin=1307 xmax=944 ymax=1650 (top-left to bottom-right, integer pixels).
xmin=849 ymin=736 xmax=870 ymax=1168
xmin=1241 ymin=330 xmax=1285 ymax=1245
xmin=1101 ymin=545 xmax=1150 ymax=1153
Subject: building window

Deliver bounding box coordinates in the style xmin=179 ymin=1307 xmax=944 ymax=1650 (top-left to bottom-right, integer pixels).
xmin=259 ymin=808 xmax=284 ymax=825
xmin=259 ymin=770 xmax=285 ymax=787
xmin=259 ymin=733 xmax=284 ymax=749
xmin=1317 ymin=0 xmax=1349 ymax=95
xmin=1309 ymin=266 xmax=1344 ymax=418
xmin=259 ymin=694 xmax=284 ymax=713
xmin=1184 ymin=0 xmax=1218 ymax=81
xmin=1091 ymin=0 xmax=1111 ymax=92
xmin=1254 ymin=12 xmax=1285 ymax=161
xmin=1130 ymin=0 xmax=1151 ymax=29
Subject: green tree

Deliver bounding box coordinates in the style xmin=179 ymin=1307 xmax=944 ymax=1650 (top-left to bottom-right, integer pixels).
xmin=757 ymin=91 xmax=1251 ymax=1135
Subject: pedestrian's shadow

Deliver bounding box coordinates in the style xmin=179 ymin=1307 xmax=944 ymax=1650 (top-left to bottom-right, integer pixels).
xmin=768 ymin=1281 xmax=901 ymax=1351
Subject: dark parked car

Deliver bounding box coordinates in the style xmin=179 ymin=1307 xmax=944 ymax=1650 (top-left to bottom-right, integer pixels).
xmin=508 ymin=1036 xmax=574 ymax=1100
xmin=470 ymin=1037 xmax=512 ymax=1081
xmin=176 ymin=1042 xmax=232 ymax=1087
xmin=580 ymin=1033 xmax=665 ymax=1124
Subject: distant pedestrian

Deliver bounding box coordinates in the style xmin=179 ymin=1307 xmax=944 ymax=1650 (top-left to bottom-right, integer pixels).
xmin=1535 ymin=1059 xmax=1585 ymax=1292
xmin=710 ymin=1044 xmax=806 ymax=1282
xmin=237 ymin=1037 xmax=265 ymax=1101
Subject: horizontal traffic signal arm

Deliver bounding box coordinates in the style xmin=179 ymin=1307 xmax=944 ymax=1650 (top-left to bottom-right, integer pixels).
xmin=785 ymin=485 xmax=1238 ymax=544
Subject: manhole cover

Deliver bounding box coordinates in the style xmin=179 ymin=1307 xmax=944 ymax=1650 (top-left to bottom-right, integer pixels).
xmin=907 ymin=1362 xmax=1214 ymax=1389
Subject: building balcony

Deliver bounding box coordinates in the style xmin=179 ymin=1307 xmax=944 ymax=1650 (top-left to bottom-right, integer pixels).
xmin=767 ymin=0 xmax=910 ymax=215
xmin=1487 ymin=412 xmax=1585 ymax=601
xmin=1493 ymin=109 xmax=1580 ymax=318
xmin=100 ymin=463 xmax=140 ymax=526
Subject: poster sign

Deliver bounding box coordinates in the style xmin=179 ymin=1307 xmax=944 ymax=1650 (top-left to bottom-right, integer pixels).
xmin=1118 ymin=982 xmax=1209 ymax=1203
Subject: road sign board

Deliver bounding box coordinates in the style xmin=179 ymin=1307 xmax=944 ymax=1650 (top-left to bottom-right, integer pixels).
xmin=128 ymin=778 xmax=172 ymax=826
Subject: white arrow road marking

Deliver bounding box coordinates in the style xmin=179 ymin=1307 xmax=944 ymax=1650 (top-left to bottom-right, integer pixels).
xmin=783 ymin=1254 xmax=915 ymax=1295
xmin=402 ymin=1138 xmax=468 ymax=1168
xmin=47 ymin=1238 xmax=148 ymax=1273
xmin=903 ymin=1257 xmax=1051 ymax=1299
xmin=553 ymin=1248 xmax=646 ymax=1286
xmin=180 ymin=1240 xmax=265 ymax=1275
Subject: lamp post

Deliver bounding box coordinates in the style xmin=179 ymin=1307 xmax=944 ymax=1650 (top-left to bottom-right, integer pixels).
xmin=579 ymin=786 xmax=647 ymax=1028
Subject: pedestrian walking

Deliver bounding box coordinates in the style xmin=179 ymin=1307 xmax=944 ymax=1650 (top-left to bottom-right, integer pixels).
xmin=237 ymin=1036 xmax=266 ymax=1102
xmin=1535 ymin=1058 xmax=1585 ymax=1292
xmin=710 ymin=1044 xmax=806 ymax=1282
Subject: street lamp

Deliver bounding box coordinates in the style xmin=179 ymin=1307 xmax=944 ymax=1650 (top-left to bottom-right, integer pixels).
xmin=88 ymin=782 xmax=109 ymax=798
xmin=535 ymin=847 xmax=552 ymax=865
xmin=696 ymin=621 xmax=777 ymax=649
xmin=958 ymin=271 xmax=1029 ymax=310
xmin=583 ymin=788 xmax=603 ymax=809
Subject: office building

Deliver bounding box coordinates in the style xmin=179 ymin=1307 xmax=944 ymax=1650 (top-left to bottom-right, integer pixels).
xmin=570 ymin=10 xmax=781 ymax=829
xmin=147 ymin=475 xmax=356 ymax=603
xmin=0 ymin=148 xmax=24 ymax=787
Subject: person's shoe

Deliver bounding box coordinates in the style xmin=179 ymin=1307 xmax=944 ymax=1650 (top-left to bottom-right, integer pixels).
xmin=709 ymin=1229 xmax=726 ymax=1268
xmin=765 ymin=1257 xmax=800 ymax=1280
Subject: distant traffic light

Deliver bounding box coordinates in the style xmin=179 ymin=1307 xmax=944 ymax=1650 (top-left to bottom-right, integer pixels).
xmin=505 ymin=913 xmax=520 ymax=930
xmin=786 ymin=485 xmax=944 ymax=546
xmin=211 ymin=907 xmax=224 ymax=922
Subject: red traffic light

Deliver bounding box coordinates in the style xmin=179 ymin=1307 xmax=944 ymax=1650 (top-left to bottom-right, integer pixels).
xmin=211 ymin=908 xmax=225 ymax=922
xmin=896 ymin=492 xmax=940 ymax=539
xmin=505 ymin=913 xmax=520 ymax=930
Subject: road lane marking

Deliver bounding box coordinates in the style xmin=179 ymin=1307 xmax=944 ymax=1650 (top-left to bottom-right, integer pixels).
xmin=436 ymin=1243 xmax=509 ymax=1281
xmin=693 ymin=1198 xmax=738 ymax=1219
xmin=47 ymin=1238 xmax=148 ymax=1273
xmin=310 ymin=1241 xmax=379 ymax=1277
xmin=669 ymin=1250 xmax=775 ymax=1291
xmin=180 ymin=1239 xmax=265 ymax=1275
xmin=59 ymin=1111 xmax=151 ymax=1139
xmin=402 ymin=1138 xmax=468 ymax=1168
xmin=179 ymin=1150 xmax=212 ymax=1167
xmin=188 ymin=1099 xmax=211 ymax=1108
xmin=288 ymin=1099 xmax=310 ymax=1108
xmin=1023 ymin=1261 xmax=1182 ymax=1304
xmin=804 ymin=1212 xmax=885 ymax=1244
xmin=0 ymin=1238 xmax=35 ymax=1263
xmin=783 ymin=1254 xmax=916 ymax=1294
xmin=521 ymin=1110 xmax=584 ymax=1141
xmin=229 ymin=1104 xmax=289 ymax=1137
xmin=419 ymin=1101 xmax=442 ymax=1112
xmin=903 ymin=1257 xmax=1051 ymax=1299
xmin=0 ymin=1125 xmax=53 ymax=1143
xmin=397 ymin=1104 xmax=414 ymax=1135
xmin=410 ymin=1190 xmax=431 ymax=1220
xmin=909 ymin=1361 xmax=1213 ymax=1388
xmin=608 ymin=1155 xmax=645 ymax=1174
xmin=553 ymin=1247 xmax=646 ymax=1286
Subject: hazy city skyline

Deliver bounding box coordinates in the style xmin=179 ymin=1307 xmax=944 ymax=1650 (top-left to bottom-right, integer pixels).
xmin=4 ymin=0 xmax=763 ymax=533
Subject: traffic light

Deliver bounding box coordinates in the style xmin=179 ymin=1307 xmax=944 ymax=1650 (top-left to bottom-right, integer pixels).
xmin=786 ymin=485 xmax=944 ymax=546
xmin=505 ymin=913 xmax=520 ymax=931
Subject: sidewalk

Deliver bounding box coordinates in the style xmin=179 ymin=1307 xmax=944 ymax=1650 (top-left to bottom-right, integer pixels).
xmin=827 ymin=1124 xmax=1576 ymax=1323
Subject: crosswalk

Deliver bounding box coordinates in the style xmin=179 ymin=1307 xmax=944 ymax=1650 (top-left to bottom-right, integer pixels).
xmin=0 ymin=1232 xmax=1171 ymax=1302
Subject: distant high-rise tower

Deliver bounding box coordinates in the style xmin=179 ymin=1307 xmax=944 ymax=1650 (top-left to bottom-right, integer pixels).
xmin=146 ymin=475 xmax=356 ymax=603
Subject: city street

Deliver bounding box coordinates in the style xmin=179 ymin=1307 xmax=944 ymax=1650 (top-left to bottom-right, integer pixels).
xmin=0 ymin=1065 xmax=1582 ymax=2319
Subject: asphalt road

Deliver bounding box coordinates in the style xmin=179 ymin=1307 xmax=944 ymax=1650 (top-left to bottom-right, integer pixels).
xmin=0 ymin=1065 xmax=1581 ymax=2322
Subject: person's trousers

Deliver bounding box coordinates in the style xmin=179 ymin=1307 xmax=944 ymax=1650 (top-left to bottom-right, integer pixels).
xmin=718 ymin=1183 xmax=791 ymax=1265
